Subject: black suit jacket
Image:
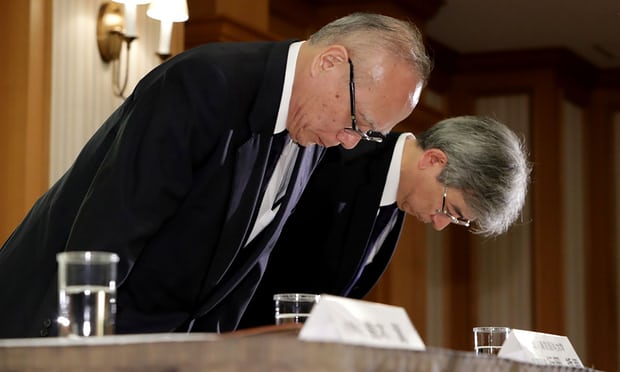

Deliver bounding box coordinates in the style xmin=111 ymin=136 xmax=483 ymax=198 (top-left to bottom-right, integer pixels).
xmin=0 ymin=40 xmax=324 ymax=338
xmin=239 ymin=133 xmax=405 ymax=328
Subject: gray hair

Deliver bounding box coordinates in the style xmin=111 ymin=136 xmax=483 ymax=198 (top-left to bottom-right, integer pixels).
xmin=416 ymin=116 xmax=532 ymax=236
xmin=308 ymin=13 xmax=432 ymax=84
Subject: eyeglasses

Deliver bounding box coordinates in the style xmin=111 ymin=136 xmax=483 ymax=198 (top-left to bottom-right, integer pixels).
xmin=436 ymin=185 xmax=471 ymax=227
xmin=344 ymin=59 xmax=385 ymax=143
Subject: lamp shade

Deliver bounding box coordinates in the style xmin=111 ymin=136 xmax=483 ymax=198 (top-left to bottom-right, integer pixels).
xmin=112 ymin=0 xmax=152 ymax=4
xmin=147 ymin=0 xmax=189 ymax=22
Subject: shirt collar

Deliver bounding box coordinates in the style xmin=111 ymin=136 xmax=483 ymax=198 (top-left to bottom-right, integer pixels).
xmin=274 ymin=41 xmax=303 ymax=134
xmin=380 ymin=132 xmax=415 ymax=206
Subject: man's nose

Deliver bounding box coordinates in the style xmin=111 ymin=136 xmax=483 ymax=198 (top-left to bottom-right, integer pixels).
xmin=337 ymin=130 xmax=362 ymax=149
xmin=431 ymin=214 xmax=451 ymax=231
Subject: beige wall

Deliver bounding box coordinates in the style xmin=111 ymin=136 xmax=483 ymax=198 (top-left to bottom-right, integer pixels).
xmin=49 ymin=0 xmax=162 ymax=184
xmin=561 ymin=99 xmax=586 ymax=357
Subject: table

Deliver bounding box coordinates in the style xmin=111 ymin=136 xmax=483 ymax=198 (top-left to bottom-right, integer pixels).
xmin=0 ymin=325 xmax=602 ymax=371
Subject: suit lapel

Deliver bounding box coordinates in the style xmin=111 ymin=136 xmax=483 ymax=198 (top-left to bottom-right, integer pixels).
xmin=347 ymin=210 xmax=404 ymax=298
xmin=329 ymin=136 xmax=400 ymax=295
xmin=204 ymin=132 xmax=271 ymax=287
xmin=194 ymin=142 xmax=324 ymax=319
xmin=341 ymin=203 xmax=399 ymax=296
xmin=201 ymin=41 xmax=297 ymax=288
xmin=331 ymin=181 xmax=385 ymax=293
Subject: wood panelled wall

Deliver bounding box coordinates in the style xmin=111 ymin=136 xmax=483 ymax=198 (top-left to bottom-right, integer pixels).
xmin=585 ymin=85 xmax=620 ymax=370
xmin=0 ymin=1 xmax=51 ymax=241
xmin=0 ymin=0 xmax=171 ymax=242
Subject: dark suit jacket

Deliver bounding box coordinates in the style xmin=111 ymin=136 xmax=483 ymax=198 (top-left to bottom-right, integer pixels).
xmin=239 ymin=133 xmax=405 ymax=328
xmin=0 ymin=40 xmax=324 ymax=338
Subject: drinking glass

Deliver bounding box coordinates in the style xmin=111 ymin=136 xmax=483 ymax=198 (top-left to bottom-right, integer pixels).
xmin=273 ymin=293 xmax=320 ymax=325
xmin=473 ymin=326 xmax=511 ymax=355
xmin=56 ymin=251 xmax=119 ymax=337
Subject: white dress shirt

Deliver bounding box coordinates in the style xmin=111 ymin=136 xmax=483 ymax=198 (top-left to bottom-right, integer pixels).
xmin=245 ymin=42 xmax=303 ymax=245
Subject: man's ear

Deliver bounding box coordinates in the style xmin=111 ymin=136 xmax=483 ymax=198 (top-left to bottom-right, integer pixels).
xmin=311 ymin=45 xmax=348 ymax=75
xmin=418 ymin=148 xmax=448 ymax=169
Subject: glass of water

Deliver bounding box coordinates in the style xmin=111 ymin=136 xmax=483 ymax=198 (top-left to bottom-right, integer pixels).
xmin=56 ymin=251 xmax=119 ymax=337
xmin=273 ymin=293 xmax=320 ymax=325
xmin=473 ymin=326 xmax=511 ymax=355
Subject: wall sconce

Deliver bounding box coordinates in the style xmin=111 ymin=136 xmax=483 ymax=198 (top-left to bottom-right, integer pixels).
xmin=96 ymin=0 xmax=189 ymax=98
xmin=147 ymin=0 xmax=189 ymax=60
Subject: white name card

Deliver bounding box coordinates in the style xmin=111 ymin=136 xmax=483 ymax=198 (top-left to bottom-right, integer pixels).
xmin=498 ymin=329 xmax=583 ymax=368
xmin=298 ymin=294 xmax=425 ymax=350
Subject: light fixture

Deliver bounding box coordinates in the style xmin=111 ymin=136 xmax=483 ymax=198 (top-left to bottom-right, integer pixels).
xmin=96 ymin=0 xmax=189 ymax=98
xmin=147 ymin=0 xmax=189 ymax=60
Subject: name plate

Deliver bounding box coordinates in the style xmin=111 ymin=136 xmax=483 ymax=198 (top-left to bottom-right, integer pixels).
xmin=298 ymin=294 xmax=425 ymax=350
xmin=498 ymin=329 xmax=583 ymax=367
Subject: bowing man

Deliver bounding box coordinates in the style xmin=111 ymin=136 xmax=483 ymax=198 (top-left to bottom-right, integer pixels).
xmin=0 ymin=13 xmax=430 ymax=338
xmin=240 ymin=115 xmax=531 ymax=328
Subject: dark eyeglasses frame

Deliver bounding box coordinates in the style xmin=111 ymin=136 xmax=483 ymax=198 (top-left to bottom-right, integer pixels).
xmin=436 ymin=185 xmax=471 ymax=227
xmin=344 ymin=59 xmax=385 ymax=143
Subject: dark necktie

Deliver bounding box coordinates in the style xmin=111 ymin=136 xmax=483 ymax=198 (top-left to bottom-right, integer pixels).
xmin=261 ymin=131 xmax=290 ymax=199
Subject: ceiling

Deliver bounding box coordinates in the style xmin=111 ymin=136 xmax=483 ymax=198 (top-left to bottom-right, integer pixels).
xmin=423 ymin=0 xmax=620 ymax=69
